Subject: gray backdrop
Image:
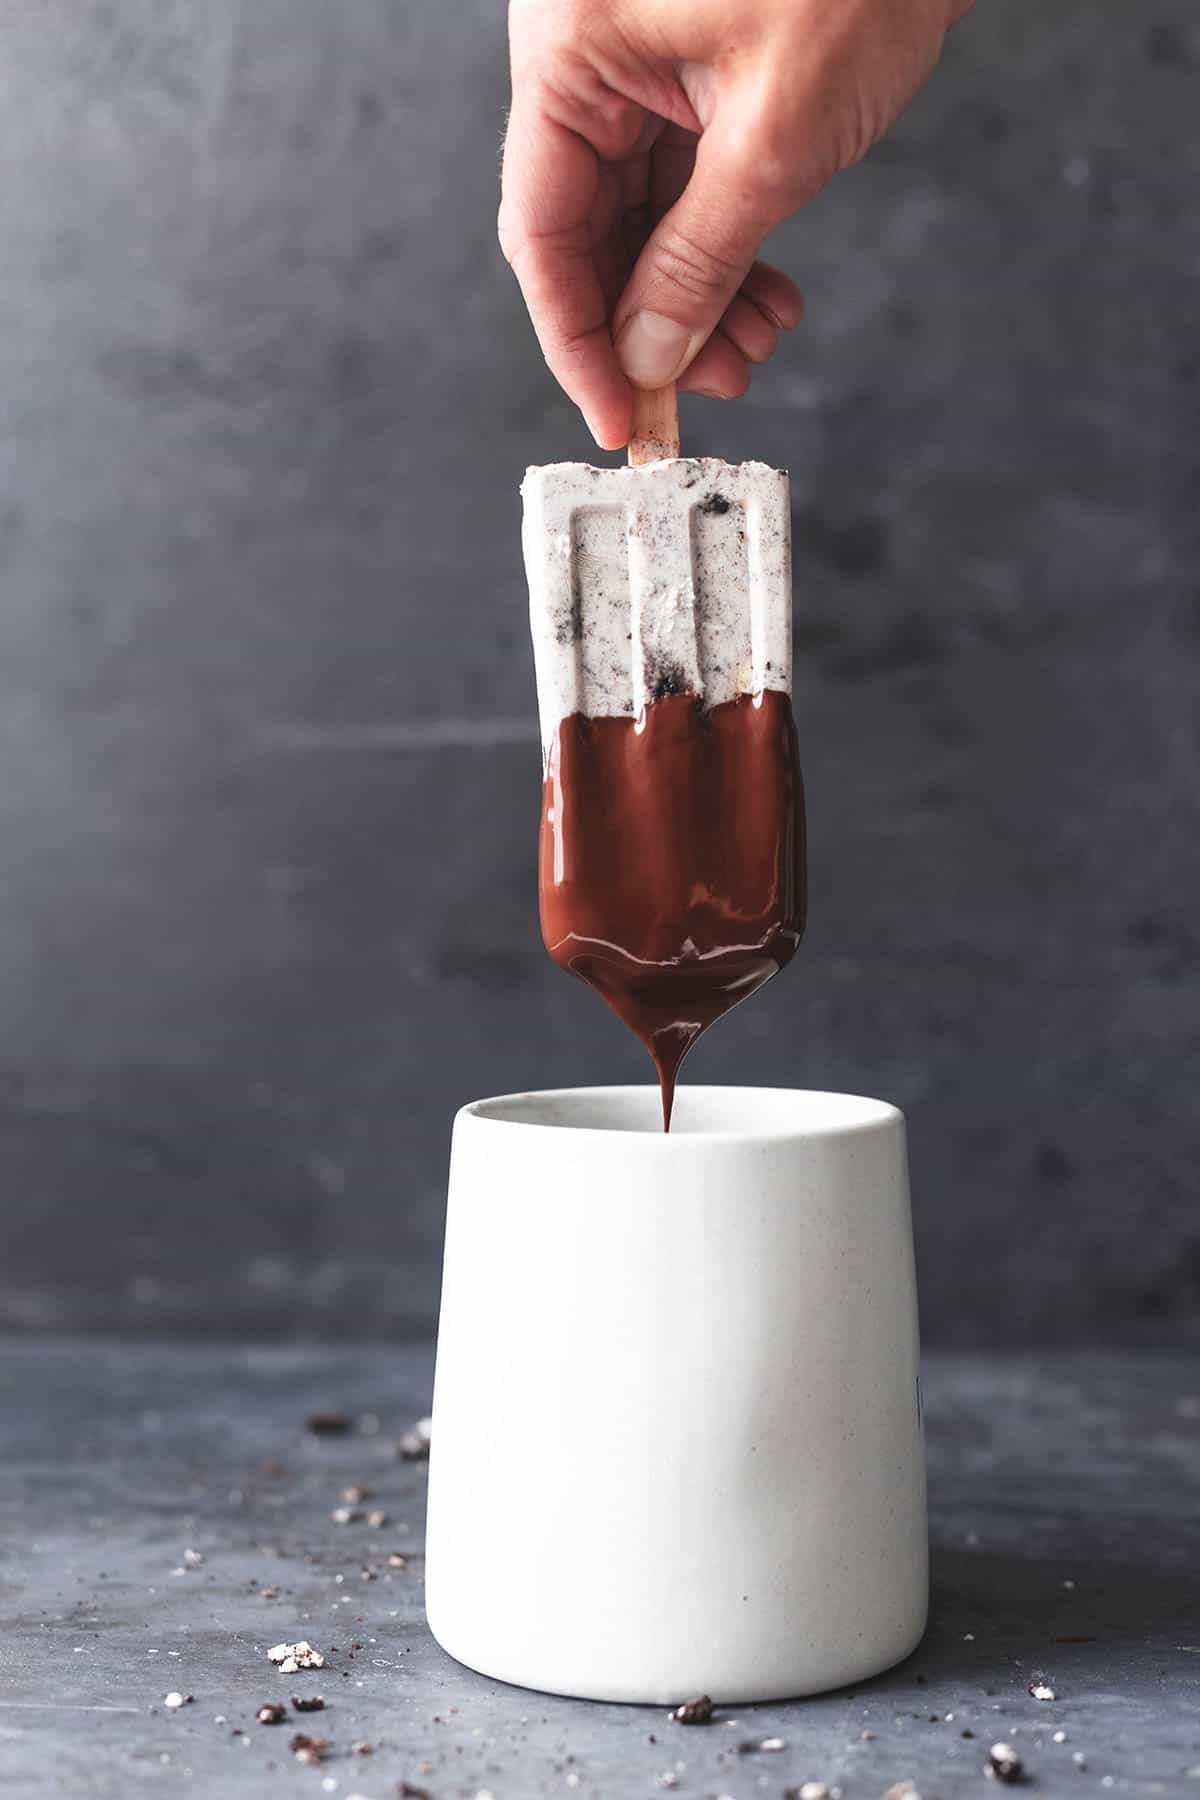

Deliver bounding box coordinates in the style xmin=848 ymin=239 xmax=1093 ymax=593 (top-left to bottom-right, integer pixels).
xmin=1 ymin=0 xmax=1196 ymax=1345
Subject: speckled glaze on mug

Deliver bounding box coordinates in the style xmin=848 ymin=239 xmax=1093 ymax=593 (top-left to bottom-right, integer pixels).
xmin=425 ymin=1086 xmax=926 ymax=1704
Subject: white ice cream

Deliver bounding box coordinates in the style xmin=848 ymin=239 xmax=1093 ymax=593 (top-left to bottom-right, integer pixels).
xmin=522 ymin=457 xmax=792 ymax=759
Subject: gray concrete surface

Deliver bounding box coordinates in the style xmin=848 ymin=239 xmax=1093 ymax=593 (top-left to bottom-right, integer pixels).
xmin=1 ymin=1339 xmax=1199 ymax=1796
xmin=0 ymin=2 xmax=1198 ymax=1344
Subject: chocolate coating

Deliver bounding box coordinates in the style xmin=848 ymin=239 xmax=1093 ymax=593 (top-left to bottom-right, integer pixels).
xmin=539 ymin=690 xmax=806 ymax=1127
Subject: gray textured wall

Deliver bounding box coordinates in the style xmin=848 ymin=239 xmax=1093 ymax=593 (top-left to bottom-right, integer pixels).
xmin=1 ymin=0 xmax=1196 ymax=1345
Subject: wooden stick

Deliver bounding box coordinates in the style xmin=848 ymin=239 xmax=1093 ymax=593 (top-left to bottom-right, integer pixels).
xmin=628 ymin=383 xmax=680 ymax=465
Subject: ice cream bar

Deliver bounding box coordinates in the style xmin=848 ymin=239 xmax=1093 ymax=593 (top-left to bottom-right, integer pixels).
xmin=522 ymin=451 xmax=805 ymax=1129
xmin=522 ymin=457 xmax=792 ymax=757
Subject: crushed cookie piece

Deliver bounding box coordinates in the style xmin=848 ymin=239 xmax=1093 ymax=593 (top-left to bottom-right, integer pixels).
xmin=884 ymin=1784 xmax=921 ymax=1800
xmin=256 ymin=1702 xmax=287 ymax=1725
xmin=670 ymin=1695 xmax=713 ymax=1725
xmin=386 ymin=1552 xmax=408 ymax=1569
xmin=291 ymin=1695 xmax=325 ymax=1712
xmin=341 ymin=1483 xmax=371 ymax=1504
xmin=305 ymin=1410 xmax=350 ymax=1436
xmin=398 ymin=1785 xmax=432 ymax=1800
xmin=988 ymin=1742 xmax=1025 ymax=1783
xmin=367 ymin=1509 xmax=388 ymax=1529
xmin=351 ymin=1738 xmax=373 ymax=1754
xmin=1053 ymin=1730 xmax=1068 ymax=1744
xmin=289 ymin=1731 xmax=330 ymax=1764
xmin=267 ymin=1640 xmax=325 ymax=1673
xmin=398 ymin=1416 xmax=433 ymax=1460
xmin=331 ymin=1506 xmax=363 ymax=1526
xmin=163 ymin=1692 xmax=192 ymax=1709
xmin=258 ymin=1586 xmax=280 ymax=1600
xmin=789 ymin=1784 xmax=831 ymax=1800
xmin=182 ymin=1548 xmax=204 ymax=1567
xmin=1029 ymin=1679 xmax=1056 ymax=1701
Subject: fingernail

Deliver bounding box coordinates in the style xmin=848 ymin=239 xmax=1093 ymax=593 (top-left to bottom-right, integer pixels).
xmin=615 ymin=311 xmax=697 ymax=387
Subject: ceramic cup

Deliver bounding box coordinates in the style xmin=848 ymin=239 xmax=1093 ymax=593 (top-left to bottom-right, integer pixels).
xmin=425 ymin=1085 xmax=926 ymax=1705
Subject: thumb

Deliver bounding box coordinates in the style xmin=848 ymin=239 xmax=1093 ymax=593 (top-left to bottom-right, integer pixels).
xmin=613 ymin=128 xmax=778 ymax=390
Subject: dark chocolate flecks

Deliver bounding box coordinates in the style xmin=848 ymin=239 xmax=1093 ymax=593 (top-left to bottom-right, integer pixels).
xmin=559 ymin=569 xmax=584 ymax=646
xmin=647 ymin=662 xmax=688 ymax=701
xmin=698 ymin=491 xmax=730 ymax=515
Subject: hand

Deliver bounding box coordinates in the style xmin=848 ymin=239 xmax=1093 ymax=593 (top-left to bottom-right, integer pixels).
xmin=500 ymin=0 xmax=971 ymax=448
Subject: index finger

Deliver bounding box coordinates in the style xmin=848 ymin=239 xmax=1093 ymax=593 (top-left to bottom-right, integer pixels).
xmin=499 ymin=96 xmax=632 ymax=450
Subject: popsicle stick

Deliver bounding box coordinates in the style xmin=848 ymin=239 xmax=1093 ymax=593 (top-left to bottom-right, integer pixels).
xmin=628 ymin=384 xmax=680 ymax=465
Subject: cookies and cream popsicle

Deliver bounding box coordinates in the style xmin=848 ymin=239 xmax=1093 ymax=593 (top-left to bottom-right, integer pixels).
xmin=523 ymin=396 xmax=805 ymax=1127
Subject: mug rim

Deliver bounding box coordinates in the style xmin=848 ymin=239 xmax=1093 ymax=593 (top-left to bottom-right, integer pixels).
xmin=458 ymin=1084 xmax=902 ymax=1144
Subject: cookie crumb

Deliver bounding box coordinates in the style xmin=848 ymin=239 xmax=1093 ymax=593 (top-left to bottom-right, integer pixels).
xmin=256 ymin=1702 xmax=287 ymax=1725
xmin=331 ymin=1506 xmax=363 ymax=1526
xmin=305 ymin=1410 xmax=350 ymax=1436
xmin=163 ymin=1692 xmax=192 ymax=1710
xmin=398 ymin=1417 xmax=433 ymax=1460
xmin=367 ymin=1509 xmax=388 ymax=1529
xmin=289 ymin=1732 xmax=330 ymax=1764
xmin=670 ymin=1695 xmax=713 ymax=1725
xmin=291 ymin=1695 xmax=325 ymax=1712
xmin=340 ymin=1484 xmax=371 ymax=1505
xmin=267 ymin=1640 xmax=325 ymax=1673
xmin=1029 ymin=1679 xmax=1056 ymax=1702
xmin=988 ymin=1742 xmax=1025 ymax=1783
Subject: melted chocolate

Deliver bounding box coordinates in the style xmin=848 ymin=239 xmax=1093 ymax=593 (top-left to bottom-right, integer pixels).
xmin=539 ymin=689 xmax=806 ymax=1127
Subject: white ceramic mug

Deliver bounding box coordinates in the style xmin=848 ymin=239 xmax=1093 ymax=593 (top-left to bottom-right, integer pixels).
xmin=425 ymin=1085 xmax=926 ymax=1704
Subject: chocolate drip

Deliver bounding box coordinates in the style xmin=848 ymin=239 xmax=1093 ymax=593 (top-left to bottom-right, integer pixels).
xmin=539 ymin=690 xmax=806 ymax=1128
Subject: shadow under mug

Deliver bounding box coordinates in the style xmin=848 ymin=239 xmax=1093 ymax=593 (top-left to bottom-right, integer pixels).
xmin=425 ymin=1085 xmax=926 ymax=1704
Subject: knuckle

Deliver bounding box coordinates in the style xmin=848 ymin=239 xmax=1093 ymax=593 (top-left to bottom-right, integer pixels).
xmin=719 ymin=101 xmax=814 ymax=214
xmin=652 ymin=223 xmax=741 ymax=304
xmin=731 ymin=133 xmax=802 ymax=213
xmin=542 ymin=319 xmax=601 ymax=371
